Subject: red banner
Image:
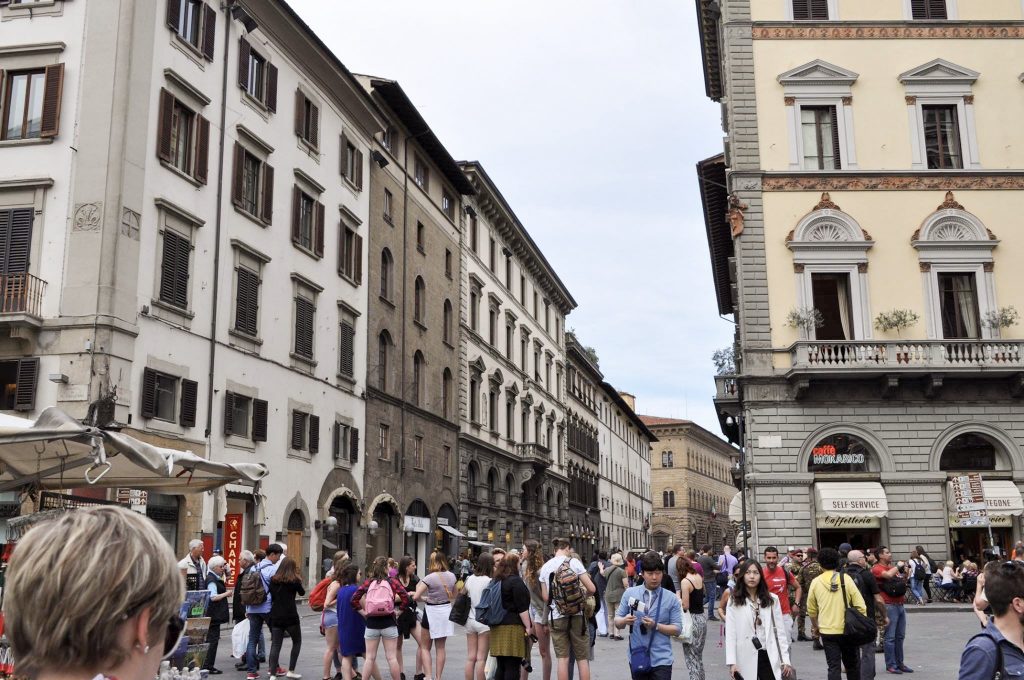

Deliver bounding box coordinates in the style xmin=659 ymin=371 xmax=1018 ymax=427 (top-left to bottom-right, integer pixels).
xmin=224 ymin=514 xmax=243 ymax=587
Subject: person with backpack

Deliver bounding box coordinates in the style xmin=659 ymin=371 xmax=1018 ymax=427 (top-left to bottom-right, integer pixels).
xmin=413 ymin=551 xmax=457 ymax=680
xmin=463 ymin=552 xmax=494 ymax=680
xmin=267 ymin=557 xmax=305 ymax=679
xmin=351 ymin=556 xmax=410 ymax=680
xmin=806 ymin=548 xmax=866 ymax=680
xmin=540 ymin=538 xmax=597 ymax=680
xmin=847 ymin=550 xmax=887 ymax=680
xmin=907 ymin=550 xmax=928 ymax=607
xmin=957 ymin=560 xmax=1024 ymax=680
xmin=244 ymin=543 xmax=284 ymax=680
xmin=913 ymin=546 xmax=935 ymax=604
xmin=485 ymin=552 xmax=533 ymax=680
xmin=872 ymin=547 xmax=913 ymax=674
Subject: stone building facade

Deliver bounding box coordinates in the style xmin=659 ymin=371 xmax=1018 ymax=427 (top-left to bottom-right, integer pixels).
xmin=564 ymin=337 xmax=604 ymax=548
xmin=598 ymin=392 xmax=655 ymax=552
xmin=642 ymin=416 xmax=738 ymax=553
xmin=698 ymin=0 xmax=1024 ymax=562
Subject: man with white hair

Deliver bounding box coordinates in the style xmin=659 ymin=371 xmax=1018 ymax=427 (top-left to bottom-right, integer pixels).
xmin=178 ymin=539 xmax=208 ymax=589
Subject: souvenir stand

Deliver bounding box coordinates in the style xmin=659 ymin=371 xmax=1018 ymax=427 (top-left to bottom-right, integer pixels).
xmin=0 ymin=407 xmax=269 ymax=678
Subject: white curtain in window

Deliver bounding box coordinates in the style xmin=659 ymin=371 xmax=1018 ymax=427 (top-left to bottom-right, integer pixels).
xmin=836 ymin=275 xmax=852 ymax=340
xmin=953 ymin=274 xmax=979 ymax=339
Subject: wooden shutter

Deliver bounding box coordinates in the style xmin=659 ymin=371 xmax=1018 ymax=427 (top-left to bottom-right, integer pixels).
xmin=266 ymin=63 xmax=278 ymax=112
xmin=223 ymin=391 xmax=235 ymax=434
xmin=353 ymin=233 xmax=363 ymax=284
xmin=235 ymin=266 xmax=259 ymax=336
xmin=179 ymin=378 xmax=198 ymax=427
xmin=911 ymin=0 xmax=926 ymax=16
xmin=140 ymin=367 xmax=158 ymax=418
xmin=40 ymin=63 xmax=65 ymax=138
xmin=157 ymin=89 xmax=175 ymax=162
xmin=231 ymin=142 xmax=244 ymax=207
xmin=929 ymin=0 xmax=947 ymax=18
xmin=159 ymin=230 xmax=190 ymax=309
xmin=252 ymin=398 xmax=268 ymax=441
xmin=332 ymin=422 xmax=342 ymax=460
xmin=829 ymin=106 xmax=841 ymax=170
xmin=237 ymin=38 xmax=250 ymax=90
xmin=314 ymin=201 xmax=325 ymax=257
xmin=309 ymin=103 xmax=319 ymax=148
xmin=294 ymin=89 xmax=304 ymax=138
xmin=291 ymin=186 xmax=301 ymax=243
xmin=350 ymin=426 xmax=359 ymax=462
xmin=337 ymin=226 xmax=348 ymax=276
xmin=309 ymin=415 xmax=319 ymax=454
xmin=167 ymin=0 xmax=182 ymax=30
xmin=339 ymin=320 xmax=354 ymax=377
xmin=810 ymin=0 xmax=829 ymax=19
xmin=0 ymin=208 xmax=34 ymax=275
xmin=202 ymin=4 xmax=217 ymax=61
xmin=194 ymin=114 xmax=210 ymax=184
xmin=294 ymin=298 xmax=315 ymax=358
xmin=355 ymin=149 xmax=364 ymax=190
xmin=260 ymin=163 xmax=274 ymax=224
xmin=340 ymin=133 xmax=349 ymax=178
xmin=291 ymin=410 xmax=305 ymax=450
xmin=14 ymin=358 xmax=38 ymax=411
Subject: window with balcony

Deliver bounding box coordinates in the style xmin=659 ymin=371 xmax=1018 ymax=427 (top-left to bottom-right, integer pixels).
xmin=811 ymin=273 xmax=854 ymax=341
xmin=937 ymin=272 xmax=980 ymax=339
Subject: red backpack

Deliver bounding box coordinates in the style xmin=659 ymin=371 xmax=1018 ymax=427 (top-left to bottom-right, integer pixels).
xmin=308 ymin=576 xmax=333 ymax=612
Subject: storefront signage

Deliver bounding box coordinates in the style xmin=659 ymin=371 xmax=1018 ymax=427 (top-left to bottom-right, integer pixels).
xmin=116 ymin=488 xmax=148 ymax=514
xmin=819 ymin=515 xmax=881 ymax=529
xmin=224 ymin=513 xmax=243 ymax=587
xmin=812 ymin=444 xmax=865 ymax=466
xmin=404 ymin=515 xmax=431 ymax=533
xmin=951 ymin=473 xmax=989 ymax=527
xmin=950 ymin=513 xmax=1011 ymax=528
xmin=808 ymin=435 xmax=871 ymax=473
xmin=818 ymin=498 xmax=883 ymax=513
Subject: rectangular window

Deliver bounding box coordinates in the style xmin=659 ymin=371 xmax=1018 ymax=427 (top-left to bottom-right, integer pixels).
xmin=414 ymin=156 xmax=428 ymax=190
xmin=234 ymin=265 xmax=260 ymax=336
xmin=153 ymin=372 xmax=177 ymax=421
xmin=506 ymin=325 xmax=514 ymax=360
xmin=442 ymin=190 xmax=454 ymax=219
xmin=489 ymin=307 xmax=497 ymax=345
xmin=247 ymin=51 xmax=265 ymax=101
xmin=383 ymin=189 xmax=393 ymax=222
xmin=294 ymin=296 xmax=316 ymax=359
xmin=169 ymin=101 xmax=194 ymax=173
xmin=295 ymin=91 xmax=319 ymax=148
xmin=379 ymin=423 xmax=391 ymax=460
xmin=521 ymin=335 xmax=528 ymax=372
xmin=800 ymin=106 xmax=840 ymax=170
xmin=445 ymin=249 xmax=452 ymax=278
xmin=339 ymin=310 xmax=356 ymax=379
xmin=470 ymin=215 xmax=478 ymax=253
xmin=382 ymin=125 xmax=395 ymax=152
xmin=237 ymin=40 xmax=277 ymax=111
xmin=810 ymin=273 xmax=854 ymax=340
xmin=158 ymin=90 xmax=209 ymax=184
xmin=295 ymin=190 xmax=315 ymax=250
xmin=159 ymin=229 xmax=191 ymax=310
xmin=470 ymin=291 xmax=478 ymax=331
xmin=232 ymin=143 xmax=273 ymax=223
xmin=506 ymin=400 xmax=515 ymax=439
xmin=167 ymin=0 xmax=215 ymax=59
xmin=176 ymin=0 xmax=203 ymax=47
xmin=443 ymin=445 xmax=452 ymax=476
xmin=505 ymin=255 xmax=512 ymax=289
xmin=938 ymin=272 xmax=981 ymax=339
xmin=224 ymin=392 xmax=251 ymax=438
xmin=544 ymin=302 xmax=550 ymax=332
xmin=2 ymin=65 xmax=63 ymax=141
xmin=792 ymin=0 xmax=829 ymax=20
xmin=923 ymin=105 xmax=963 ymax=169
xmin=413 ymin=435 xmax=424 ymax=469
xmin=489 ymin=238 xmax=496 ymax=272
xmin=417 ymin=222 xmax=425 ymax=253
xmin=341 ymin=134 xmax=363 ymax=189
xmin=291 ymin=410 xmax=309 ymax=451
xmin=520 ymin=275 xmax=526 ymax=304
xmin=911 ymin=0 xmax=947 ymax=19
xmin=533 ymin=291 xmax=538 ymax=318
xmin=338 ymin=226 xmax=363 ymax=284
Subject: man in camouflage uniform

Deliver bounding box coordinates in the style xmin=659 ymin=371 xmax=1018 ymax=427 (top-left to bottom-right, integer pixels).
xmin=796 ymin=546 xmax=823 ymax=648
xmin=785 ymin=548 xmax=804 ymax=614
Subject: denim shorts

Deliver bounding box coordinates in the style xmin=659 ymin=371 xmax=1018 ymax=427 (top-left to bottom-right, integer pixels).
xmin=322 ymin=610 xmax=338 ymax=629
xmin=364 ymin=626 xmax=399 ymax=640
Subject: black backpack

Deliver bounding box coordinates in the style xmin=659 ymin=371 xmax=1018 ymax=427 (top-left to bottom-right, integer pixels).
xmin=879 ymin=572 xmax=908 ymax=598
xmin=913 ymin=559 xmax=927 ymax=581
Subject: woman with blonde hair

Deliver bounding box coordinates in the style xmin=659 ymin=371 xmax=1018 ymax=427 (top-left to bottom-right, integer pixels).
xmin=520 ymin=539 xmax=551 ymax=679
xmin=5 ymin=506 xmax=185 ymax=680
xmin=413 ymin=551 xmax=457 ymax=680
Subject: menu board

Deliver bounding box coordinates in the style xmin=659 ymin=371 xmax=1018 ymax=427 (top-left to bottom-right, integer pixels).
xmin=951 ymin=472 xmax=989 ymax=527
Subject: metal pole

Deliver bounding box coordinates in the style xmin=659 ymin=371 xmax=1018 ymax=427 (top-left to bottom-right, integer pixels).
xmin=739 ymin=415 xmax=748 ymax=556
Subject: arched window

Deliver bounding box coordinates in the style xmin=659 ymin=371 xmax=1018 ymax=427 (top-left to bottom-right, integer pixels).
xmin=380 ymin=248 xmax=393 ymax=300
xmin=377 ymin=330 xmax=391 ymax=391
xmin=669 ymin=490 xmax=675 ymax=507
xmin=808 ymin=432 xmax=874 ymax=473
xmin=443 ymin=299 xmax=453 ymax=344
xmin=467 ymin=461 xmax=479 ymax=501
xmin=412 ymin=351 xmax=424 ymax=406
xmin=441 ymin=368 xmax=453 ymax=419
xmin=414 ymin=277 xmax=425 ymax=323
xmin=940 ymin=433 xmax=999 ymax=471
xmin=662 ymin=490 xmax=673 ymax=508
xmin=487 ymin=468 xmax=498 ymax=502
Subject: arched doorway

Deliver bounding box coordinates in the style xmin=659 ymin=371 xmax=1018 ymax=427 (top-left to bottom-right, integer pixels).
xmin=436 ymin=503 xmax=459 ymax=558
xmin=323 ymin=495 xmax=355 ymax=576
xmin=808 ymin=432 xmax=885 ymax=550
xmin=404 ymin=499 xmax=432 ymax=575
xmin=652 ymin=530 xmax=669 ymax=553
xmin=371 ymin=501 xmax=399 ymax=562
xmin=286 ymin=510 xmax=305 ymax=575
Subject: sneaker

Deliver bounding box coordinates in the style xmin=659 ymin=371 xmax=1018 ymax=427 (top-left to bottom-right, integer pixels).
xmin=248 ymin=674 xmax=260 ymax=680
xmin=286 ymin=673 xmax=302 ymax=679
xmin=813 ymin=639 xmax=823 ymax=651
xmin=886 ymin=667 xmax=903 ymax=675
xmin=275 ymin=669 xmax=287 ymax=677
xmin=899 ymin=667 xmax=914 ymax=673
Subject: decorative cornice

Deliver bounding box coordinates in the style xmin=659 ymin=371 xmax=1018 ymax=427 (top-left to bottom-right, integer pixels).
xmin=784 ymin=96 xmax=796 ymax=105
xmin=905 ymin=96 xmax=917 ymax=105
xmin=752 ymin=23 xmax=1024 ymax=40
xmin=964 ymin=95 xmax=975 ymax=105
xmin=763 ymin=173 xmax=1024 ymax=192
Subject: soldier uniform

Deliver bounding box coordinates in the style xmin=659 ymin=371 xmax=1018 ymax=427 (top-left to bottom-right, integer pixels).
xmin=797 ymin=548 xmax=823 ymax=644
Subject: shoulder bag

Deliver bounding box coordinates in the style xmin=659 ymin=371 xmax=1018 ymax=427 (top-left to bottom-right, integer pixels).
xmin=768 ymin=603 xmax=795 ymax=680
xmin=838 ymin=571 xmax=877 ymax=646
xmin=628 ymin=589 xmax=661 ymax=675
xmin=678 ymin=577 xmax=695 ymax=644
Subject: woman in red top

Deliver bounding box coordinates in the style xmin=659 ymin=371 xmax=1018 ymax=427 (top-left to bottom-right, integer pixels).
xmin=351 ymin=556 xmax=411 ymax=680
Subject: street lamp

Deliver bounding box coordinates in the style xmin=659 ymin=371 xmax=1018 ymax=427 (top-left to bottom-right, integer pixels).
xmin=725 ymin=414 xmax=748 ymax=555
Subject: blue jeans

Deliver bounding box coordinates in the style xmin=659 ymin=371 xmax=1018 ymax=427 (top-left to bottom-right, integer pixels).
xmin=909 ymin=577 xmax=926 ymax=604
xmin=884 ymin=604 xmax=906 ymax=670
xmin=705 ymin=581 xmax=718 ymax=618
xmin=247 ymin=613 xmax=269 ymax=672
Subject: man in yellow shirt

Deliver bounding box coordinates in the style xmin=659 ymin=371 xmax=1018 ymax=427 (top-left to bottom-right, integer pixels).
xmin=807 ymin=547 xmax=867 ymax=680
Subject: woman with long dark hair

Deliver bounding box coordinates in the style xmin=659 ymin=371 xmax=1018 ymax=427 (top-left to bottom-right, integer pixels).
xmin=520 ymin=539 xmax=551 ymax=680
xmin=463 ymin=552 xmax=493 ymax=680
xmin=268 ymin=557 xmax=305 ymax=679
xmin=488 ymin=553 xmax=533 ymax=680
xmin=335 ymin=565 xmax=365 ymax=680
xmin=677 ymin=557 xmax=707 ymax=680
xmin=725 ymin=559 xmax=793 ymax=680
xmin=396 ymin=556 xmax=425 ymax=680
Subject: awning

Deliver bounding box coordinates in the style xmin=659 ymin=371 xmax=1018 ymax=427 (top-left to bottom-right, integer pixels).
xmin=0 ymin=407 xmax=268 ymax=493
xmin=728 ymin=491 xmax=749 ymax=523
xmin=814 ymin=482 xmax=889 ymax=518
xmin=947 ymin=479 xmax=1024 ymax=517
xmin=439 ymin=524 xmax=465 ymax=537
xmin=468 ymin=540 xmax=493 ymax=547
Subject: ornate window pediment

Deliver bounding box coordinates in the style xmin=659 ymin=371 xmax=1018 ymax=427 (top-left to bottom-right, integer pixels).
xmin=469 ymin=356 xmax=486 ymax=375
xmin=778 ymin=59 xmax=859 ymax=90
xmin=900 ymin=61 xmax=980 ymax=170
xmin=913 ymin=192 xmax=997 ymax=252
xmin=778 ymin=62 xmax=859 ymax=170
xmin=899 ymin=59 xmax=979 ymax=91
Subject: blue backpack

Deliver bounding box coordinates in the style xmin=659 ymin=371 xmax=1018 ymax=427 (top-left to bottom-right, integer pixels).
xmin=474 ymin=580 xmax=508 ymax=626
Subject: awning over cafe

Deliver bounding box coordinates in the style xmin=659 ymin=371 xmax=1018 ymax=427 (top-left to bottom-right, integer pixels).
xmin=946 ymin=479 xmax=1024 ymax=517
xmin=439 ymin=524 xmax=465 ymax=537
xmin=728 ymin=491 xmax=749 ymax=523
xmin=814 ymin=482 xmax=889 ymax=518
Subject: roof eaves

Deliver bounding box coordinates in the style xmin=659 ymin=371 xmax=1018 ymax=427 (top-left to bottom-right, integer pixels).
xmin=697 ymin=153 xmax=733 ymax=315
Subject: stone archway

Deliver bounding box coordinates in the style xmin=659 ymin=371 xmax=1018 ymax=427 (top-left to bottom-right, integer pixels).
xmin=799 ymin=422 xmax=895 ymax=473
xmin=929 ymin=421 xmax=1023 ymax=472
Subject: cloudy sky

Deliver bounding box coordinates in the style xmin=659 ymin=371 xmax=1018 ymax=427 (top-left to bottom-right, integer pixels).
xmin=288 ymin=0 xmax=732 ymax=433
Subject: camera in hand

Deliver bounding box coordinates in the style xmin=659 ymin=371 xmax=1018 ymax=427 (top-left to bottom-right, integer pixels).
xmin=627 ymin=597 xmax=647 ymax=633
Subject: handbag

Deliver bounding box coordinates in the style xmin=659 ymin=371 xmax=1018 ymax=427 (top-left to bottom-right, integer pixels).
xmin=628 ymin=589 xmax=661 ymax=675
xmin=449 ymin=591 xmax=471 ymax=625
xmin=769 ymin=602 xmax=795 ymax=680
xmin=678 ymin=611 xmax=695 ymax=644
xmin=838 ymin=570 xmax=877 ymax=646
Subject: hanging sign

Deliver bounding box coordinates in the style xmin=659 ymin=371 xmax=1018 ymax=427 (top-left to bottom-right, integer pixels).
xmin=951 ymin=473 xmax=989 ymax=527
xmin=224 ymin=513 xmax=244 ymax=586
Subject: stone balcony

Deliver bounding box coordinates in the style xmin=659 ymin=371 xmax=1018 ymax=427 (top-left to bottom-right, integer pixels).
xmin=517 ymin=442 xmax=551 ymax=467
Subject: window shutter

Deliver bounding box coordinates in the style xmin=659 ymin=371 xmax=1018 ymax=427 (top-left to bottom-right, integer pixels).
xmin=309 ymin=415 xmax=320 ymax=454
xmin=237 ymin=38 xmax=250 ymax=90
xmin=260 ymin=163 xmax=274 ymax=224
xmin=231 ymin=142 xmax=244 ymax=207
xmin=291 ymin=410 xmax=305 ymax=450
xmin=252 ymin=398 xmax=268 ymax=441
xmin=14 ymin=358 xmax=38 ymax=411
xmin=157 ymin=88 xmax=175 ymax=163
xmin=332 ymin=422 xmax=342 ymax=460
xmin=810 ymin=0 xmax=829 ymax=19
xmin=928 ymin=0 xmax=947 ymax=18
xmin=294 ymin=298 xmax=315 ymax=358
xmin=337 ymin=226 xmax=347 ymax=276
xmin=223 ymin=391 xmax=235 ymax=435
xmin=141 ymin=367 xmax=157 ymax=418
xmin=266 ymin=63 xmax=278 ymax=112
xmin=314 ymin=201 xmax=325 ymax=257
xmin=179 ymin=378 xmax=198 ymax=427
xmin=235 ymin=267 xmax=259 ymax=336
xmin=202 ymin=4 xmax=216 ymax=60
xmin=911 ymin=0 xmax=926 ymax=16
xmin=291 ymin=186 xmax=301 ymax=243
xmin=339 ymin=320 xmax=354 ymax=377
xmin=340 ymin=133 xmax=349 ymax=178
xmin=194 ymin=114 xmax=210 ymax=184
xmin=160 ymin=230 xmax=190 ymax=309
xmin=829 ymin=106 xmax=842 ymax=170
xmin=353 ymin=233 xmax=363 ymax=284
xmin=309 ymin=103 xmax=319 ymax=148
xmin=355 ymin=149 xmax=364 ymax=190
xmin=2 ymin=208 xmax=34 ymax=275
xmin=166 ymin=0 xmax=181 ymax=30
xmin=792 ymin=0 xmax=810 ymax=19
xmin=294 ymin=90 xmax=304 ymax=138
xmin=350 ymin=426 xmax=359 ymax=462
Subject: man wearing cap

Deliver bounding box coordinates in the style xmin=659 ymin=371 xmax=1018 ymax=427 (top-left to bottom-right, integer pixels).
xmin=798 ymin=546 xmax=824 ymax=648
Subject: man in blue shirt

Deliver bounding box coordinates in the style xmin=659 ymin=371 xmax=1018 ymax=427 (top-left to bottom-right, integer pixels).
xmin=614 ymin=552 xmax=683 ymax=679
xmin=245 ymin=543 xmax=283 ymax=679
xmin=958 ymin=560 xmax=1024 ymax=680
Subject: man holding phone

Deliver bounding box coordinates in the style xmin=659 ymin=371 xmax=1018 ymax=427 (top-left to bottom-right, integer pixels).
xmin=614 ymin=552 xmax=683 ymax=679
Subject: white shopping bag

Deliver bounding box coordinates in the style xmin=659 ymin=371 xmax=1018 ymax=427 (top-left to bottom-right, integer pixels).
xmin=231 ymin=619 xmax=250 ymax=659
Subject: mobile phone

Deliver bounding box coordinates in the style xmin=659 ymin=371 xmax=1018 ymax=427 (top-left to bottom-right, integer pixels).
xmin=734 ymin=673 xmax=745 ymax=680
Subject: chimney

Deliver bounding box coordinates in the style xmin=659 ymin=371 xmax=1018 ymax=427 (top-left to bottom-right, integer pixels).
xmin=619 ymin=392 xmax=636 ymax=411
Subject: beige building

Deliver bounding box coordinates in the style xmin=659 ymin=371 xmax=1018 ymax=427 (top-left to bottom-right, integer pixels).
xmin=642 ymin=416 xmax=738 ymax=553
xmin=699 ymin=0 xmax=1024 ymax=561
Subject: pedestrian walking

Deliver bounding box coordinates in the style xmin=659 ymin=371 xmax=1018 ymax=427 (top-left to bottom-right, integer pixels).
xmin=604 ymin=553 xmax=628 ymax=641
xmin=717 ymin=545 xmax=738 ymax=594
xmin=907 ymin=550 xmax=928 ymax=607
xmin=806 ymin=547 xmax=866 ymax=680
xmin=333 ymin=565 xmax=365 ymax=680
xmin=540 ymin=538 xmax=597 ymax=680
xmin=245 ymin=543 xmax=284 ymax=680
xmin=351 ymin=556 xmax=410 ymax=680
xmin=697 ymin=546 xmax=719 ymax=620
xmin=179 ymin=538 xmax=209 ymax=590
xmin=913 ymin=546 xmax=935 ymax=604
xmin=396 ymin=555 xmax=426 ymax=680
xmin=872 ymin=546 xmax=913 ymax=674
xmin=677 ymin=556 xmax=707 ymax=680
xmin=234 ymin=551 xmax=267 ymax=671
xmin=266 ymin=557 xmax=305 ymax=679
xmin=588 ymin=552 xmax=609 ymax=637
xmin=665 ymin=544 xmax=687 ymax=593
xmin=488 ymin=552 xmax=533 ymax=680
xmin=846 ymin=550 xmax=886 ymax=680
xmin=613 ymin=551 xmax=683 ymax=680
xmin=716 ymin=562 xmax=745 ymax=623
xmin=958 ymin=560 xmax=1024 ymax=680
xmin=762 ymin=546 xmax=802 ymax=643
xmin=414 ymin=551 xmax=457 ymax=680
xmin=522 ymin=539 xmax=553 ymax=679
xmin=464 ymin=553 xmax=494 ymax=680
xmin=797 ymin=547 xmax=824 ymax=648
xmin=724 ymin=559 xmax=794 ymax=680
xmin=202 ymin=555 xmax=234 ymax=674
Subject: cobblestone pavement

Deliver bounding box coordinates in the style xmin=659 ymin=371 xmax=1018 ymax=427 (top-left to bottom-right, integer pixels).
xmin=210 ymin=607 xmax=974 ymax=680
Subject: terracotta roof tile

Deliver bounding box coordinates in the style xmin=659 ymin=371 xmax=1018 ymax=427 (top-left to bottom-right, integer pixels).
xmin=638 ymin=415 xmax=693 ymax=427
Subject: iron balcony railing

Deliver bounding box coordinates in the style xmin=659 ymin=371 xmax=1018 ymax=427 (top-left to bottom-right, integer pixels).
xmin=0 ymin=273 xmax=46 ymax=317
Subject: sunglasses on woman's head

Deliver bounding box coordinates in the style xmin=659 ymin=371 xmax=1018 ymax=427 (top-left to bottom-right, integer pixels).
xmin=162 ymin=615 xmax=186 ymax=659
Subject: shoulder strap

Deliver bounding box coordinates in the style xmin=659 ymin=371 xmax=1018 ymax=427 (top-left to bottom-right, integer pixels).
xmin=769 ymin=601 xmax=784 ymax=663
xmin=838 ymin=570 xmax=851 ymax=610
xmin=968 ymin=631 xmax=1006 ymax=680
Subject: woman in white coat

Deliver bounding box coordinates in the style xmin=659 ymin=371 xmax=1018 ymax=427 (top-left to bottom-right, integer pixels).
xmin=725 ymin=559 xmax=794 ymax=680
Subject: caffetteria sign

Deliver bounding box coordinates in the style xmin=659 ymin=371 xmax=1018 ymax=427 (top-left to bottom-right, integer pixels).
xmin=809 ymin=435 xmax=870 ymax=473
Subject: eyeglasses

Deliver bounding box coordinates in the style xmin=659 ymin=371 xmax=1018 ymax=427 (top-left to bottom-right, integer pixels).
xmin=162 ymin=615 xmax=186 ymax=659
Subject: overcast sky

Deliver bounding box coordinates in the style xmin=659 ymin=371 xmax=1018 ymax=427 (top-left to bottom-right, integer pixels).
xmin=288 ymin=0 xmax=732 ymax=433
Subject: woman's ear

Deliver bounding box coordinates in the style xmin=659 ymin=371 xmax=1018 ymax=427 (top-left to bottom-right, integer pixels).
xmin=133 ymin=607 xmax=154 ymax=654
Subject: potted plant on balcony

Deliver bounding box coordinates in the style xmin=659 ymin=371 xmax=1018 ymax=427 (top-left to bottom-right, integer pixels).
xmin=712 ymin=345 xmax=737 ymax=376
xmin=983 ymin=307 xmax=1019 ymax=352
xmin=874 ymin=309 xmax=920 ymax=364
xmin=786 ymin=307 xmax=824 ymax=335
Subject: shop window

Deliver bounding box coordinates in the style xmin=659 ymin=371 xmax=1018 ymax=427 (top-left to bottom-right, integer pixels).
xmin=808 ymin=433 xmax=873 ymax=473
xmin=940 ymin=433 xmax=997 ymax=471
